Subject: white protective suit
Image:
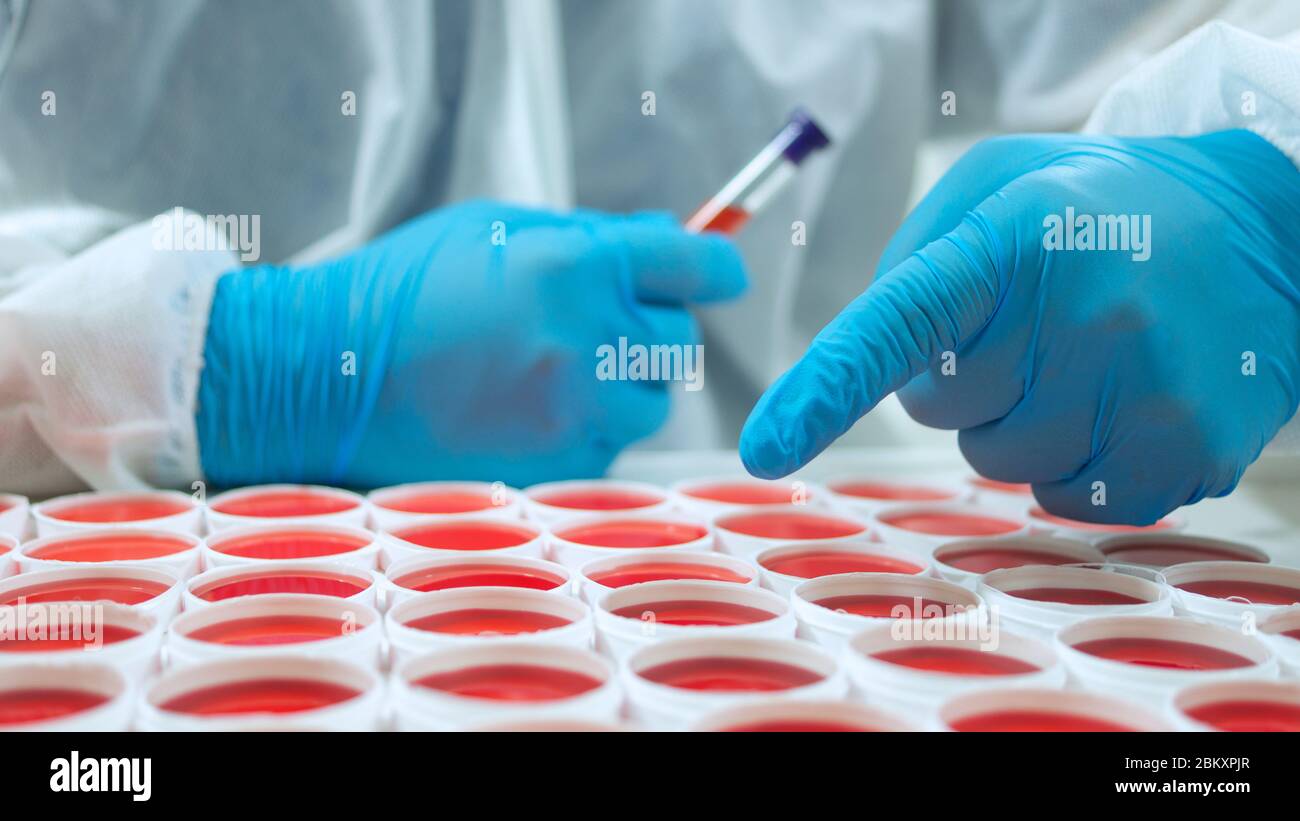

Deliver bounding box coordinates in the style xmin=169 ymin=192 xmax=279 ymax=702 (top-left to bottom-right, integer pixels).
xmin=1 ymin=0 xmax=1299 ymax=495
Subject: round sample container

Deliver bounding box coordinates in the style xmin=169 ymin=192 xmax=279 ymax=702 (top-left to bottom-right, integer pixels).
xmin=392 ymin=643 xmax=620 ymax=731
xmin=964 ymin=476 xmax=1035 ymax=512
xmin=791 ymin=573 xmax=986 ymax=649
xmin=368 ymin=480 xmax=522 ymax=530
xmin=18 ymin=529 xmax=203 ymax=579
xmin=382 ymin=519 xmax=544 ymax=566
xmin=206 ymin=485 xmax=368 ymax=531
xmin=931 ymin=535 xmax=1105 ymax=589
xmin=166 ymin=594 xmax=383 ymax=669
xmin=977 ymin=564 xmax=1172 ymax=640
xmin=824 ymin=474 xmax=968 ymax=517
xmin=939 ymin=687 xmax=1171 ymax=732
xmin=186 ymin=561 xmax=380 ymax=610
xmin=0 ymin=662 xmax=133 ymax=731
xmin=523 ymin=480 xmax=673 ymax=524
xmin=384 ymin=553 xmax=572 ymax=607
xmin=712 ymin=505 xmax=869 ymax=559
xmin=0 ymin=601 xmax=162 ymax=679
xmin=32 ymin=490 xmax=202 ymax=537
xmin=386 ymin=587 xmax=592 ymax=664
xmin=1095 ymin=533 xmax=1269 ymax=569
xmin=136 ymin=655 xmax=382 ymax=731
xmin=1163 ymin=561 xmax=1300 ymax=628
xmin=754 ymin=540 xmax=931 ymax=598
xmin=0 ymin=564 xmax=183 ymax=622
xmin=1054 ymin=615 xmax=1277 ymax=705
xmin=547 ymin=515 xmax=712 ymax=569
xmin=205 ymin=523 xmax=381 ymax=571
xmin=577 ymin=550 xmax=757 ymax=603
xmin=1259 ymin=608 xmax=1300 ymax=678
xmin=1025 ymin=506 xmax=1184 ymax=544
xmin=593 ymin=579 xmax=794 ymax=661
xmin=693 ymin=698 xmax=918 ymax=732
xmin=0 ymin=493 xmax=30 ymax=539
xmin=845 ymin=622 xmax=1065 ymax=716
xmin=671 ymin=475 xmax=822 ymax=518
xmin=1171 ymin=678 xmax=1300 ymax=732
xmin=623 ymin=636 xmax=847 ymax=730
xmin=871 ymin=503 xmax=1029 ymax=554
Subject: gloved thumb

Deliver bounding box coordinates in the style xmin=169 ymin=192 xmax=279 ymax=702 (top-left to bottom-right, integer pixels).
xmin=740 ymin=203 xmax=1015 ymax=478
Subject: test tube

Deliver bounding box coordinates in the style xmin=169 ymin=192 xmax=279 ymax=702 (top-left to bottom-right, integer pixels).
xmin=685 ymin=108 xmax=831 ymax=235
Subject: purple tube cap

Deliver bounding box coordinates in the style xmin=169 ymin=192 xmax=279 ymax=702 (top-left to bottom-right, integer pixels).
xmin=778 ymin=108 xmax=832 ymax=165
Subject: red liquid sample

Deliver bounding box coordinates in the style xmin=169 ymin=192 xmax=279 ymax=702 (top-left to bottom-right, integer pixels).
xmin=193 ymin=571 xmax=370 ymax=602
xmin=416 ymin=664 xmax=602 ymax=701
xmin=378 ymin=491 xmax=495 ymax=514
xmin=939 ymin=547 xmax=1081 ymax=574
xmin=46 ymin=496 xmax=191 ymax=523
xmin=691 ymin=204 xmax=751 ymax=235
xmin=404 ymin=608 xmax=570 ymax=636
xmin=873 ymin=646 xmax=1040 ymax=676
xmin=1175 ymin=580 xmax=1300 ymax=606
xmin=1185 ymin=700 xmax=1300 ymax=732
xmin=831 ymin=481 xmax=954 ymax=502
xmin=880 ymin=512 xmax=1021 ymax=537
xmin=393 ymin=563 xmax=565 ymax=593
xmin=814 ymin=594 xmax=952 ymax=619
xmin=761 ymin=549 xmax=923 ymax=579
xmin=213 ymin=529 xmax=370 ymax=560
xmin=212 ymin=491 xmax=357 ymax=518
xmin=718 ymin=512 xmax=864 ymax=540
xmin=952 ymin=710 xmax=1133 ymax=732
xmin=185 ymin=615 xmax=350 ymax=646
xmin=970 ymin=478 xmax=1033 ymax=495
xmin=1284 ymin=629 xmax=1300 ymax=641
xmin=0 ymin=576 xmax=169 ymax=606
xmin=639 ymin=657 xmax=823 ymax=692
xmin=723 ymin=719 xmax=868 ymax=732
xmin=0 ymin=689 xmax=110 ymax=726
xmin=1101 ymin=541 xmax=1265 ymax=568
xmin=28 ymin=533 xmax=193 ymax=563
xmin=683 ymin=482 xmax=803 ymax=505
xmin=1029 ymin=507 xmax=1171 ymax=533
xmin=160 ymin=678 xmax=360 ymax=715
xmin=393 ymin=522 xmax=537 ymax=551
xmin=1072 ymin=637 xmax=1254 ymax=670
xmin=556 ymin=520 xmax=707 ymax=548
xmin=1004 ymin=587 xmax=1147 ymax=606
xmin=610 ymin=599 xmax=775 ymax=626
xmin=588 ymin=561 xmax=750 ymax=588
xmin=0 ymin=624 xmax=140 ymax=653
xmin=531 ymin=487 xmax=664 ymax=511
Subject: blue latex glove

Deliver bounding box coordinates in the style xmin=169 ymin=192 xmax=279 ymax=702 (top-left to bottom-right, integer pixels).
xmin=199 ymin=200 xmax=746 ymax=488
xmin=742 ymin=130 xmax=1300 ymax=524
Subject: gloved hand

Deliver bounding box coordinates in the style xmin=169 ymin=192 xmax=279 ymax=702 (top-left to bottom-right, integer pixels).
xmin=741 ymin=130 xmax=1300 ymax=524
xmin=199 ymin=200 xmax=746 ymax=488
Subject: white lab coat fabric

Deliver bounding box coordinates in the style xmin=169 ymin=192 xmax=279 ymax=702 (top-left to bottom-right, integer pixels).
xmin=1 ymin=0 xmax=1299 ymax=495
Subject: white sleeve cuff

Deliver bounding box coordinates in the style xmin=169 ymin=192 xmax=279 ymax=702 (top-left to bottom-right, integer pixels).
xmin=0 ymin=215 xmax=233 ymax=493
xmin=1084 ymin=20 xmax=1300 ymax=166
